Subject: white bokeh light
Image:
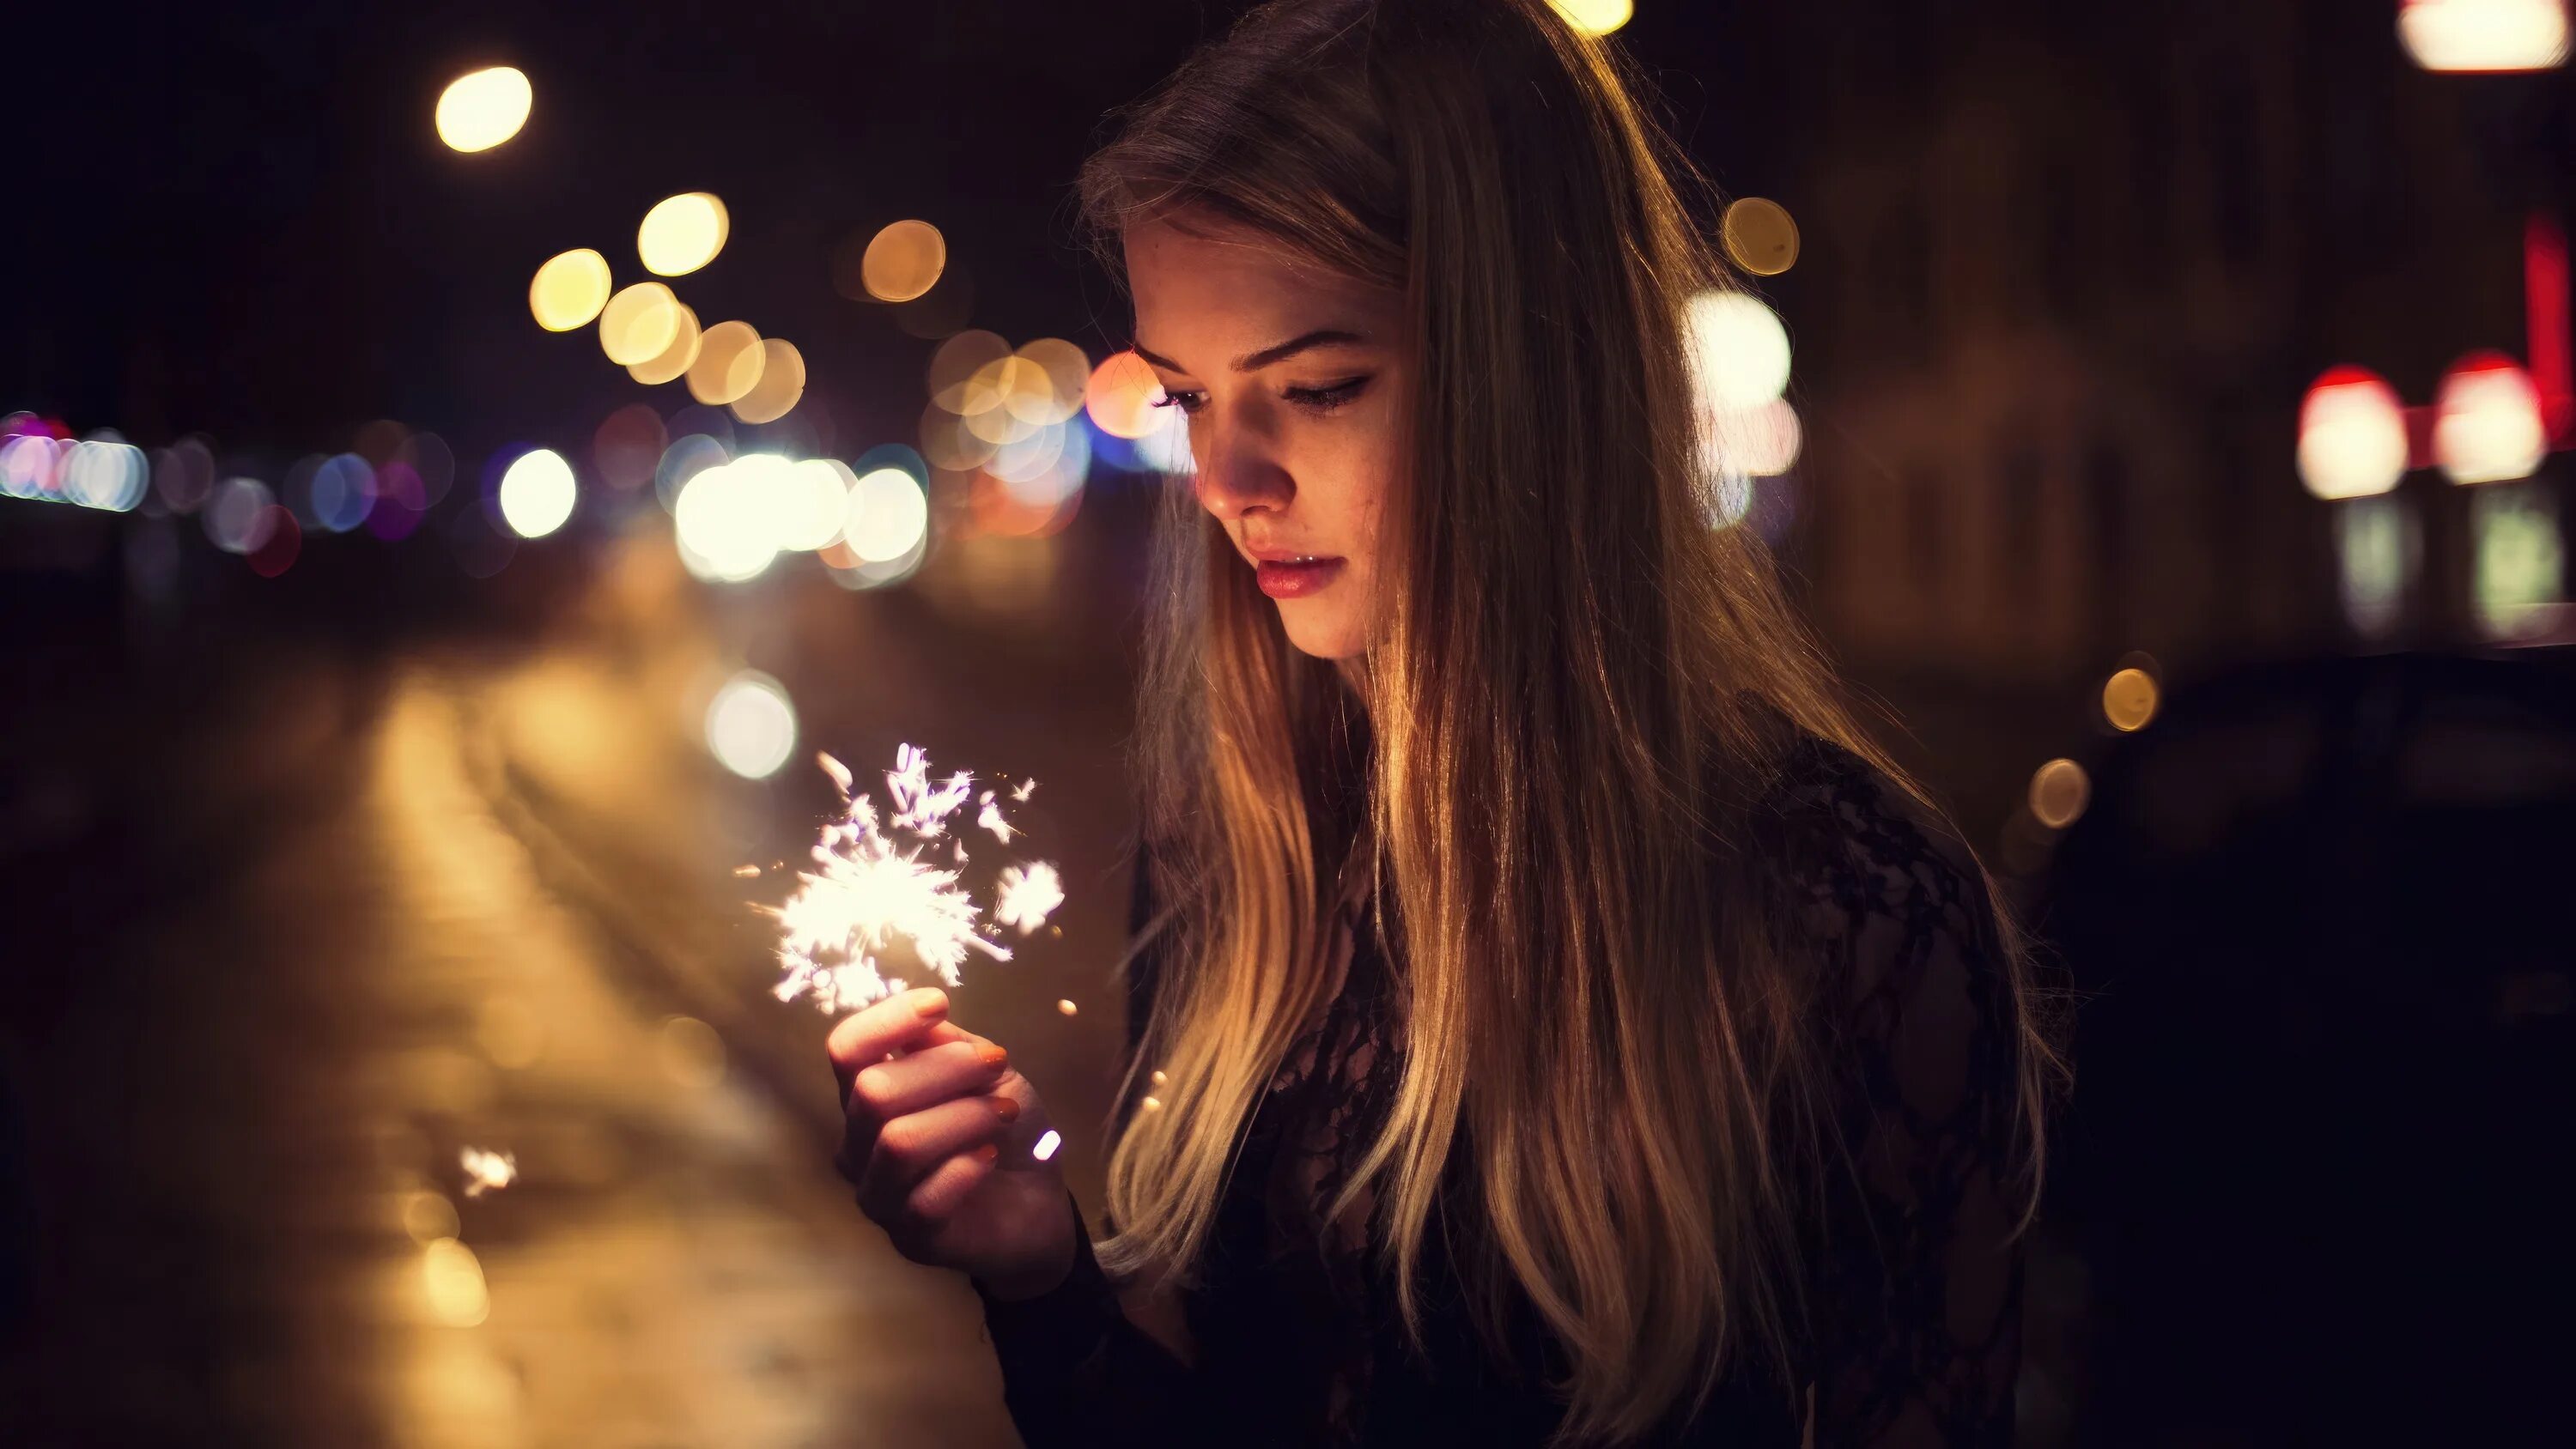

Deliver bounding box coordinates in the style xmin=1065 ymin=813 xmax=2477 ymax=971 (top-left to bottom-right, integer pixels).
xmin=499 ymin=448 xmax=578 ymax=537
xmin=706 ymin=671 xmax=799 ymax=780
xmin=1684 ymin=291 xmax=1793 ymax=410
xmin=845 ymin=468 xmax=930 ymax=563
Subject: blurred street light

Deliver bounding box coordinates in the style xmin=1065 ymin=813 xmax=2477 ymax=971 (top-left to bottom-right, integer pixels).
xmin=2433 ymin=350 xmax=2549 ymax=483
xmin=2399 ymin=0 xmax=2570 ymax=72
xmin=2297 ymin=366 xmax=2410 ymax=500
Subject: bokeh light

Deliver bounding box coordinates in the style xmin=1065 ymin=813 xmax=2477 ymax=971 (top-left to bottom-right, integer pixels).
xmin=1704 ymin=397 xmax=1802 ymax=480
xmin=153 ymin=436 xmax=216 ymax=513
xmin=2297 ymin=366 xmax=2409 ymax=500
xmin=687 ymin=321 xmax=766 ymax=406
xmin=1547 ymin=0 xmax=1634 ymax=36
xmin=2433 ymin=351 xmax=2547 ymax=485
xmin=593 ymin=403 xmax=666 ymax=490
xmin=854 ymin=219 xmax=946 ymax=303
xmin=1084 ymin=350 xmax=1162 ymax=440
xmin=2102 ymin=667 xmax=2160 ymax=731
xmin=729 ymin=339 xmax=806 ymax=424
xmin=598 ymin=282 xmax=682 ymax=367
xmin=1721 ymin=197 xmax=1801 ymax=276
xmin=434 ymin=67 xmax=532 ymax=154
xmin=247 ymin=506 xmax=301 ymax=578
xmin=1684 ymin=291 xmax=1793 ymax=410
xmin=846 ymin=466 xmax=930 ymax=563
xmin=529 ymin=249 xmax=612 ymax=331
xmin=2399 ymin=0 xmax=2570 ymax=72
xmin=205 ymin=476 xmax=277 ymax=554
xmin=2028 ymin=758 xmax=2092 ymax=829
xmin=498 ymin=448 xmax=577 ymax=538
xmin=705 ymin=671 xmax=798 ymax=780
xmin=637 ymin=192 xmax=729 ymax=277
xmin=779 ymin=458 xmax=857 ymax=550
xmin=626 ymin=303 xmax=703 ymax=386
xmin=654 ymin=1016 xmax=726 ymax=1089
xmin=310 ymin=453 xmax=376 ymax=533
xmin=674 ymin=460 xmax=782 ymax=582
xmin=421 ymin=1238 xmax=491 ymax=1327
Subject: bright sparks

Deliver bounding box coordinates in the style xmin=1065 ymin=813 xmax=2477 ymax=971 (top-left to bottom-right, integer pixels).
xmin=769 ymin=746 xmax=1061 ymax=1013
xmin=459 ymin=1146 xmax=517 ymax=1198
xmin=993 ymin=862 xmax=1065 ymax=936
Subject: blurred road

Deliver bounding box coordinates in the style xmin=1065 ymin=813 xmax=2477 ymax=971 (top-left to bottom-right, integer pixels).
xmin=0 ymin=511 xmax=1148 ymax=1447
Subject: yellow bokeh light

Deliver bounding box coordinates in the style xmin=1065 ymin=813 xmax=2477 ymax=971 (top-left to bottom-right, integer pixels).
xmin=422 ymin=1238 xmax=491 ymax=1327
xmin=528 ymin=248 xmax=611 ymax=331
xmin=2028 ymin=758 xmax=2092 ymax=829
xmin=1549 ymin=0 xmax=1634 ymax=36
xmin=638 ymin=192 xmax=730 ymax=277
xmin=402 ymin=1191 xmax=460 ymax=1246
xmin=1007 ymin=338 xmax=1092 ymax=427
xmin=688 ymin=321 xmax=766 ymax=406
xmin=729 ymin=339 xmax=807 ymax=424
xmin=1722 ymin=197 xmax=1801 ymax=276
xmin=627 ymin=303 xmax=703 ymax=386
xmin=1084 ymin=350 xmax=1164 ymax=440
xmin=928 ymin=330 xmax=1014 ymax=415
xmin=435 ymin=67 xmax=532 ymax=153
xmin=2102 ymin=667 xmax=2160 ymax=732
xmin=862 ymin=219 xmax=947 ymax=302
xmin=598 ymin=282 xmax=681 ymax=367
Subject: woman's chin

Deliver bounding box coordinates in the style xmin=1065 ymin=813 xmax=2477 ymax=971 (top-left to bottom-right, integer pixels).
xmin=1276 ymin=608 xmax=1368 ymax=661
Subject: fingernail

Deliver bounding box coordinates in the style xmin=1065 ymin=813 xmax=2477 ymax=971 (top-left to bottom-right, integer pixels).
xmin=974 ymin=1143 xmax=999 ymax=1164
xmin=910 ymin=988 xmax=947 ymax=1018
xmin=993 ymin=1097 xmax=1022 ymax=1124
xmin=978 ymin=1045 xmax=1009 ymax=1070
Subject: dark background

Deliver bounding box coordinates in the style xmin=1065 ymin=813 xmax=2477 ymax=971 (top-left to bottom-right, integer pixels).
xmin=4 ymin=2 xmax=2573 ymax=1444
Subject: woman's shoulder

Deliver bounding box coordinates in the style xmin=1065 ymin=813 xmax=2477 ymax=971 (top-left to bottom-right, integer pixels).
xmin=1730 ymin=695 xmax=2009 ymax=1019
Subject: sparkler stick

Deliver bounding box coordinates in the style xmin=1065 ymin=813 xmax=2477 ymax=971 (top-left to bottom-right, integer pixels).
xmin=767 ymin=743 xmax=1066 ymax=1015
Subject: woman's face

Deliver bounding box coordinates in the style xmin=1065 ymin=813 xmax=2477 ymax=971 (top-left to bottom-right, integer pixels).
xmin=1124 ymin=215 xmax=1409 ymax=661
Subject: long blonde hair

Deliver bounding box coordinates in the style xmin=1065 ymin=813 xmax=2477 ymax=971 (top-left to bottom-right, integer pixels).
xmin=1071 ymin=2 xmax=2064 ymax=1441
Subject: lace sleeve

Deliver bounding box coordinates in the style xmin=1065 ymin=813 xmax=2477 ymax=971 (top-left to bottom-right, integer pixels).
xmin=970 ymin=834 xmax=1224 ymax=1444
xmin=1767 ymin=747 xmax=2026 ymax=1448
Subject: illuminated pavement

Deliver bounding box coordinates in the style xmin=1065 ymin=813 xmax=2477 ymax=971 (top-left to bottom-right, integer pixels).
xmin=0 ymin=518 xmax=1143 ymax=1446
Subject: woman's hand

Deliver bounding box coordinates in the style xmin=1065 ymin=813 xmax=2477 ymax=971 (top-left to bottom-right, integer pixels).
xmin=826 ymin=986 xmax=1076 ymax=1300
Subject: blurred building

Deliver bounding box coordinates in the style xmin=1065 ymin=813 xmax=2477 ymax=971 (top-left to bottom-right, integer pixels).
xmin=1759 ymin=1 xmax=2573 ymax=815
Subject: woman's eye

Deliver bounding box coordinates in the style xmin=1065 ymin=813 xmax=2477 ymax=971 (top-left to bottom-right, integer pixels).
xmin=1149 ymin=390 xmax=1205 ymax=416
xmin=1287 ymin=377 xmax=1370 ymax=413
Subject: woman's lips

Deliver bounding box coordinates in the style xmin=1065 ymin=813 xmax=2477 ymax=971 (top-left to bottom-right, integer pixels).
xmin=1254 ymin=556 xmax=1345 ymax=599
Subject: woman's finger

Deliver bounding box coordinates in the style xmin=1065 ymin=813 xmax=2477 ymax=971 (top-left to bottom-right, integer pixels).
xmin=848 ymin=1039 xmax=1012 ymax=1124
xmin=858 ymin=1094 xmax=1017 ymax=1216
xmin=904 ymin=1144 xmax=1000 ymax=1225
xmin=825 ymin=987 xmax=951 ymax=1097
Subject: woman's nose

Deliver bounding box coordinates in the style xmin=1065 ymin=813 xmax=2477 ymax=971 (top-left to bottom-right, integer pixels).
xmin=1191 ymin=429 xmax=1293 ymax=522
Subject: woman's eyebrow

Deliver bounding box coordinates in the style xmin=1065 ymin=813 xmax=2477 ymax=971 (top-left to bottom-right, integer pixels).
xmin=1128 ymin=327 xmax=1371 ymax=375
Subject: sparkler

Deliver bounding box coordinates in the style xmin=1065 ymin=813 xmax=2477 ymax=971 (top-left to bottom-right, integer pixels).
xmin=459 ymin=1147 xmax=517 ymax=1198
xmin=768 ymin=744 xmax=1066 ymax=1014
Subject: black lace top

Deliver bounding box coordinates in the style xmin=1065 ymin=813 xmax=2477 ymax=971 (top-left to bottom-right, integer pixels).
xmin=975 ymin=726 xmax=2027 ymax=1446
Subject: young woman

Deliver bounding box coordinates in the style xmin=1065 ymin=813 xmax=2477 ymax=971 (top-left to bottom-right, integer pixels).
xmin=825 ymin=1 xmax=2066 ymax=1443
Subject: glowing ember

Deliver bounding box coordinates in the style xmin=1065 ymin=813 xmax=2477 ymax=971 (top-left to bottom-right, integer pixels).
xmin=459 ymin=1147 xmax=517 ymax=1198
xmin=977 ymin=791 xmax=1018 ymax=844
xmin=1011 ymin=778 xmax=1037 ymax=803
xmin=993 ymin=862 xmax=1066 ymax=936
xmin=768 ymin=746 xmax=1061 ymax=1012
